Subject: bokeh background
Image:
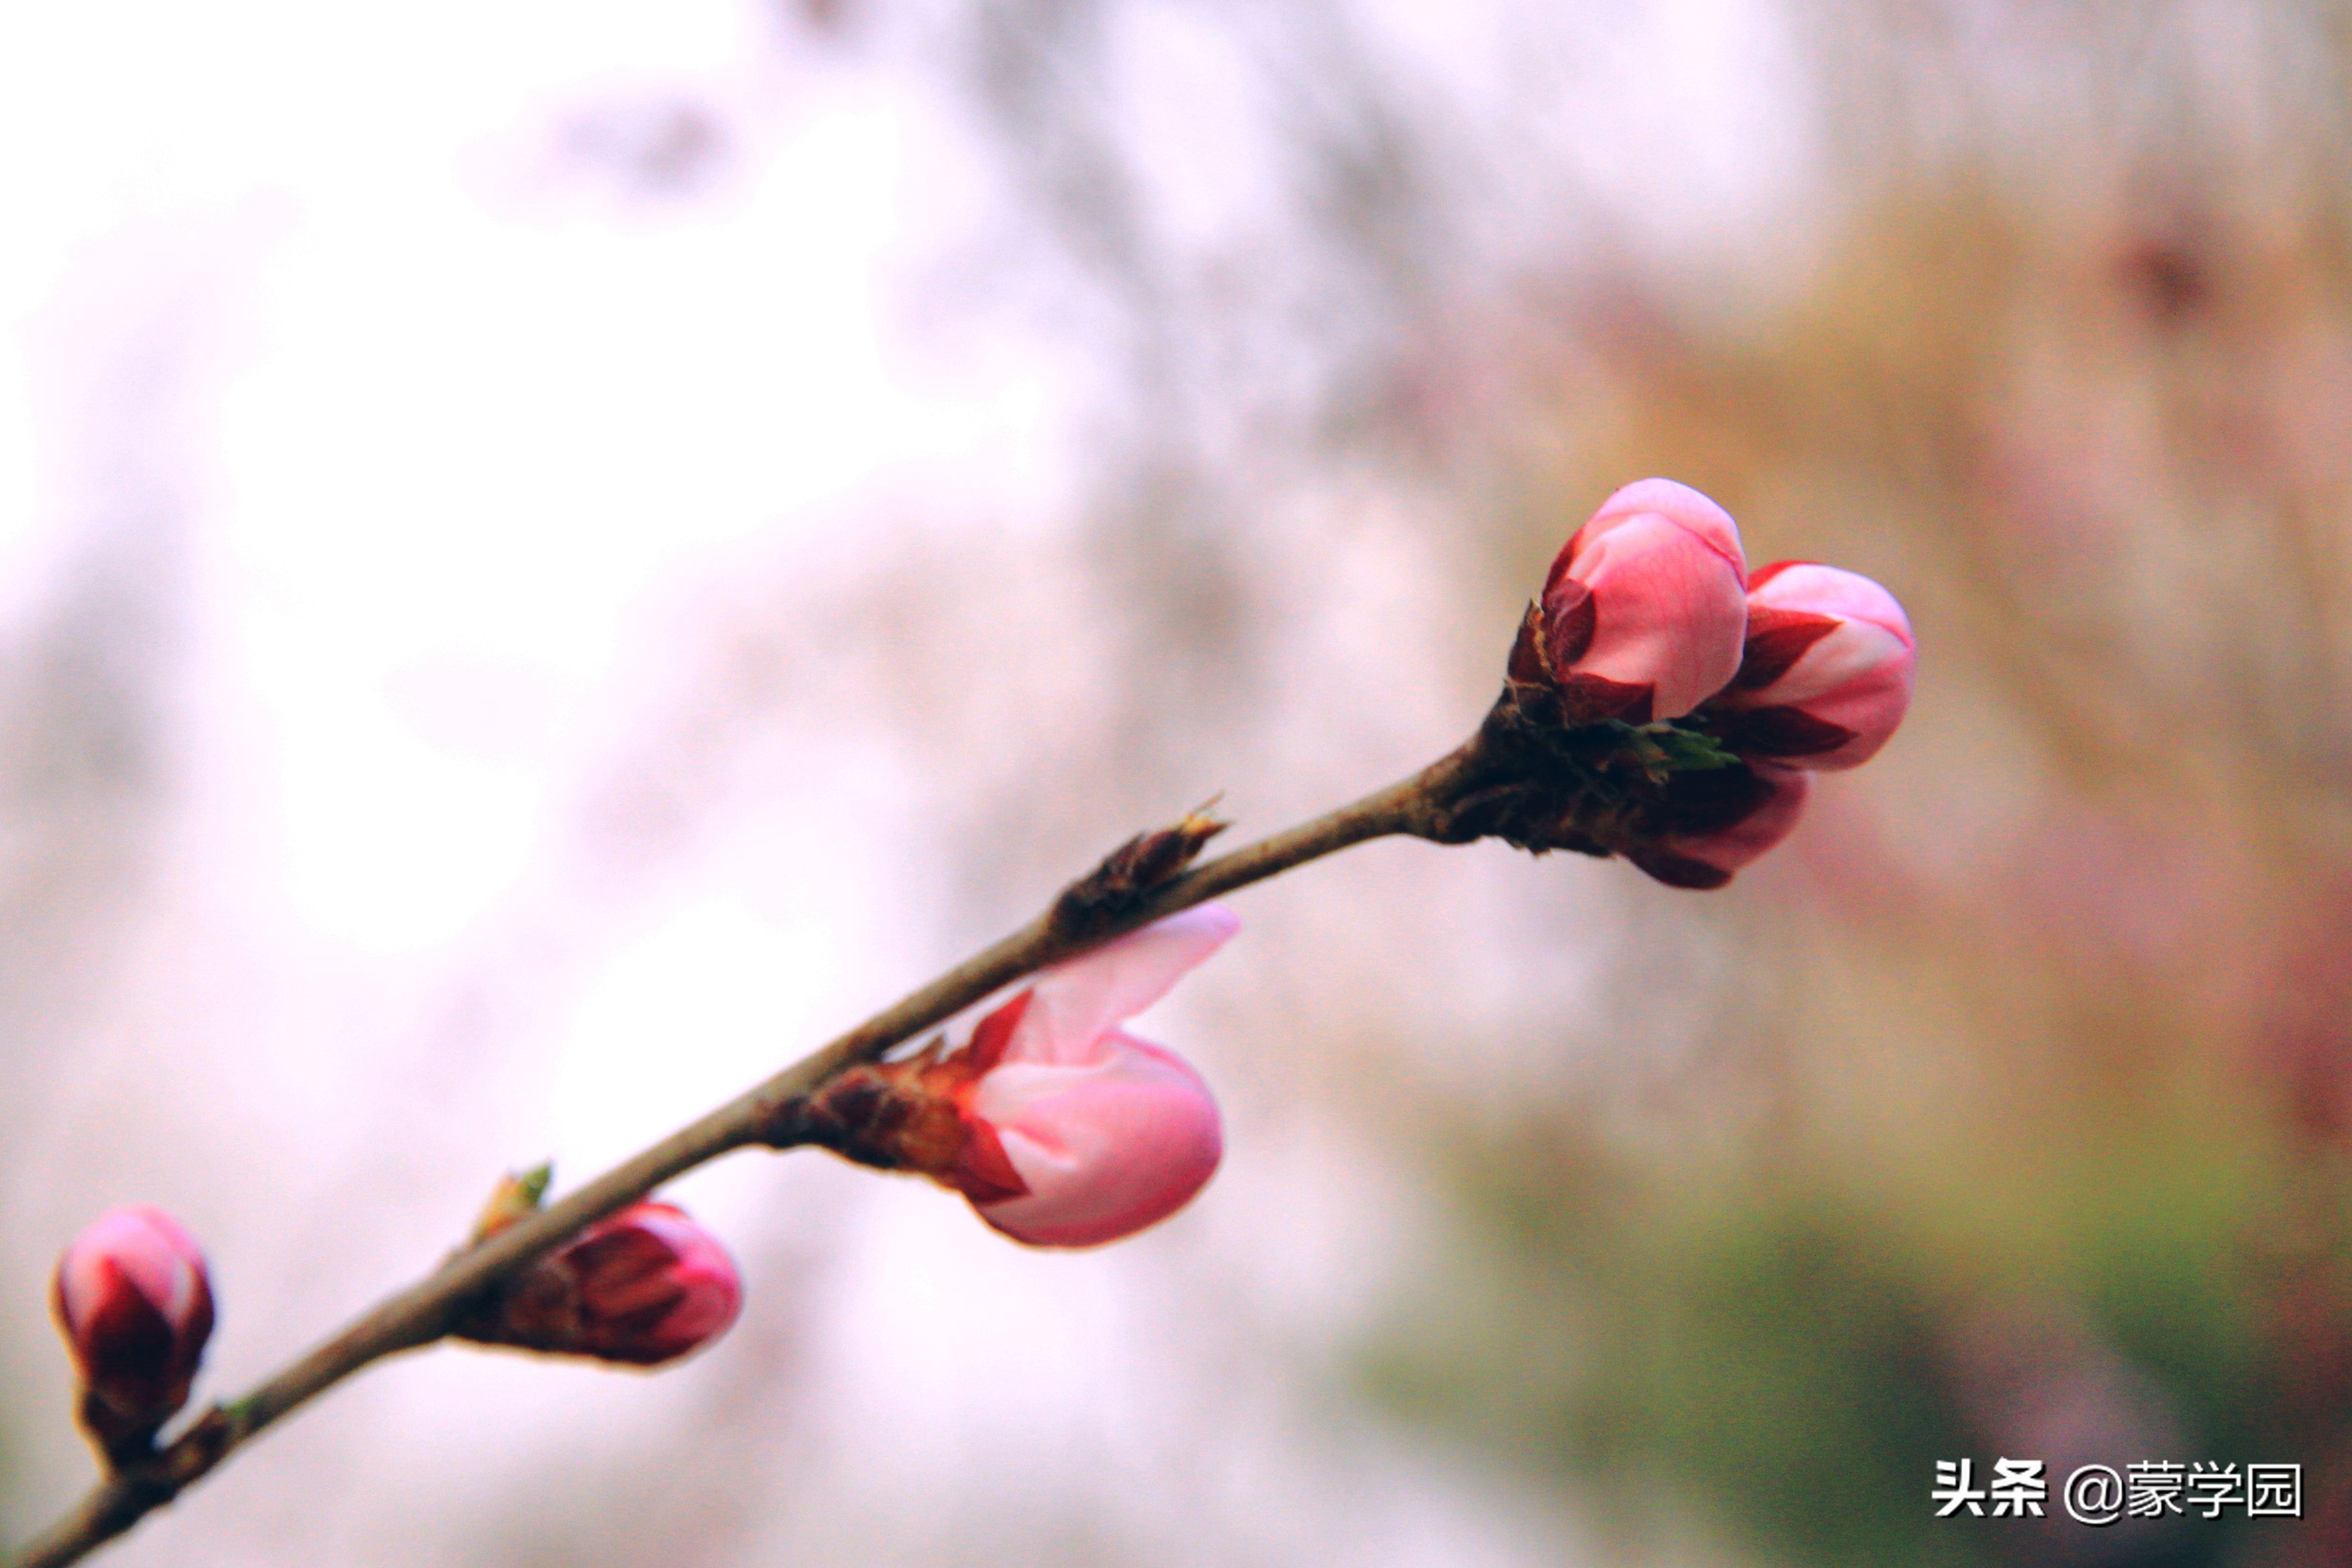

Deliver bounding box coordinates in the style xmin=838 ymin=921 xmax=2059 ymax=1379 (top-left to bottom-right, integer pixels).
xmin=6 ymin=1 xmax=2352 ymax=1564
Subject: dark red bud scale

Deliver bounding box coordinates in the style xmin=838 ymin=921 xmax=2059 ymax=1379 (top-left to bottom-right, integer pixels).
xmin=61 ymin=1264 xmax=177 ymax=1403
xmin=1731 ymin=605 xmax=1842 ymax=692
xmin=1707 ymin=704 xmax=1860 ymax=760
xmin=1540 ymin=576 xmax=1598 ymax=675
xmin=788 ymin=991 xmax=1037 ymax=1203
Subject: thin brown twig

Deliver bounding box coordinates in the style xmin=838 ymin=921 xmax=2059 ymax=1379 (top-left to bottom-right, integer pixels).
xmin=8 ymin=745 xmax=1478 ymax=1568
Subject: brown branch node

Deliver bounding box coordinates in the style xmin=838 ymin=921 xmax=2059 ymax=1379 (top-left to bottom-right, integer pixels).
xmin=1047 ymin=804 xmax=1230 ymax=939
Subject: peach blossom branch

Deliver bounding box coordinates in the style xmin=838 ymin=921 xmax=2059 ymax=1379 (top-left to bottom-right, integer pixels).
xmin=8 ymin=748 xmax=1475 ymax=1568
xmin=18 ymin=474 xmax=1923 ymax=1568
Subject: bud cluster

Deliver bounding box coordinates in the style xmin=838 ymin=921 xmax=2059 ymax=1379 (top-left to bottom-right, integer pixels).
xmin=38 ymin=482 xmax=1908 ymax=1541
xmin=1430 ymin=478 xmax=1916 ymax=888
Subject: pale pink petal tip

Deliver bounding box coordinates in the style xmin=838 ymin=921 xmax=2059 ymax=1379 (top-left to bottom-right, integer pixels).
xmin=1586 ymin=477 xmax=1746 ymax=568
xmin=55 ymin=1206 xmax=205 ymax=1332
xmin=1022 ymin=903 xmax=1240 ymax=1066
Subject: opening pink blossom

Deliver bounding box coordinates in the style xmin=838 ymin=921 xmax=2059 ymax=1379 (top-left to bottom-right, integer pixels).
xmin=950 ymin=906 xmax=1236 ymax=1248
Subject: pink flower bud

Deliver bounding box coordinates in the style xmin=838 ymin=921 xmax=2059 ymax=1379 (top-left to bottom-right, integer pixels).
xmin=52 ymin=1205 xmax=216 ymax=1455
xmin=950 ymin=906 xmax=1235 ymax=1248
xmin=463 ymin=1201 xmax=742 ymax=1367
xmin=1626 ymin=762 xmax=1812 ymax=890
xmin=1705 ymin=561 xmax=1916 ymax=770
xmin=1518 ymin=478 xmax=1751 ymax=724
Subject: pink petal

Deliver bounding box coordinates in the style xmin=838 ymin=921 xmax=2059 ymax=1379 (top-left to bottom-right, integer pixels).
xmin=1016 ymin=904 xmax=1239 ymax=1067
xmin=1632 ymin=764 xmax=1813 ymax=889
xmin=1744 ymin=562 xmax=1914 ymax=656
xmin=1584 ymin=477 xmax=1745 ymax=571
xmin=57 ymin=1206 xmax=206 ymax=1334
xmin=1697 ymin=762 xmax=1813 ymax=869
xmin=970 ymin=1031 xmax=1223 ymax=1248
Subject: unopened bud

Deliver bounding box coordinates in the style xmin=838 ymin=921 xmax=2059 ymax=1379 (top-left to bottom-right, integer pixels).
xmin=1704 ymin=561 xmax=1916 ymax=769
xmin=52 ymin=1205 xmax=216 ymax=1460
xmin=459 ymin=1201 xmax=742 ymax=1367
xmin=1625 ymin=761 xmax=1812 ymax=890
xmin=1513 ymin=478 xmax=1751 ymax=724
